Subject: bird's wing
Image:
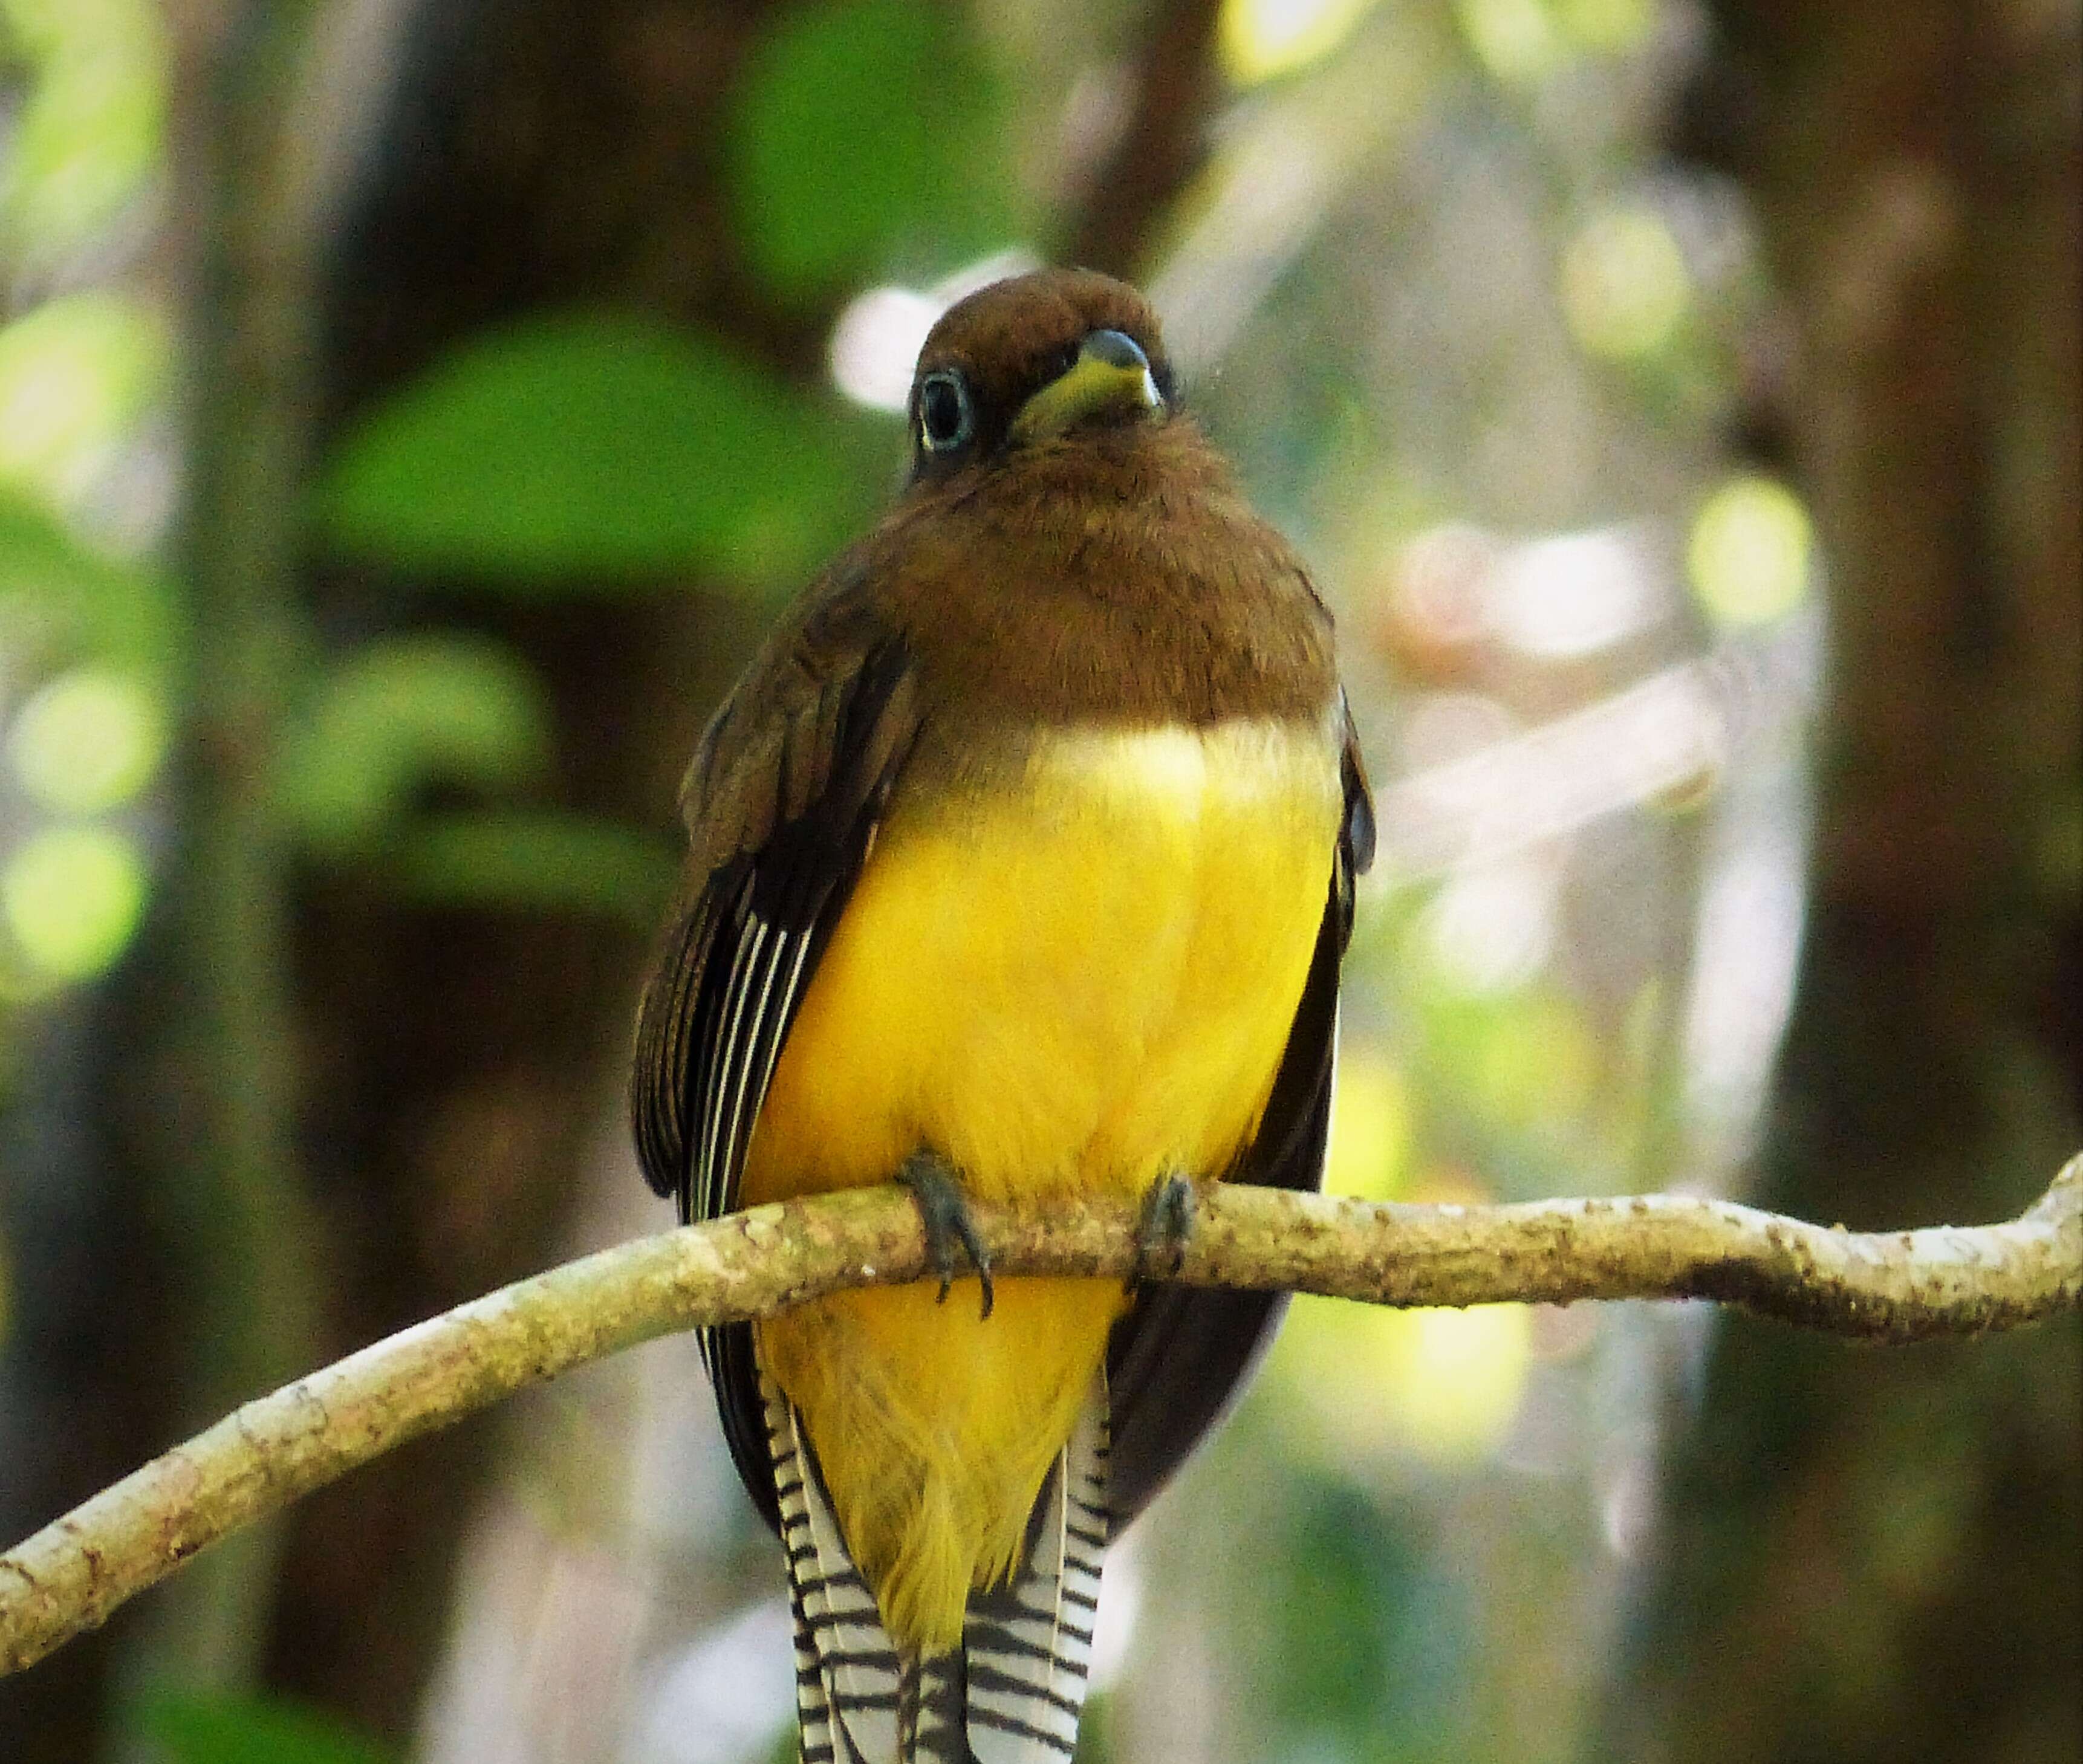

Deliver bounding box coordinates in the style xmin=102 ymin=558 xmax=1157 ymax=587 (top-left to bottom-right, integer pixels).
xmin=631 ymin=562 xmax=920 ymax=1531
xmin=1105 ymin=704 xmax=1374 ymax=1523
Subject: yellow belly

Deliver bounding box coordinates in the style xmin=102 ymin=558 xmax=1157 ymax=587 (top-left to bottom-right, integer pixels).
xmin=741 ymin=716 xmax=1340 ymax=1649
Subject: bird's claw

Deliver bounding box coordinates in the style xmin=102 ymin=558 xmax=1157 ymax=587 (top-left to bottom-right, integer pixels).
xmin=899 ymin=1152 xmax=994 ymax=1321
xmin=1128 ymin=1172 xmax=1197 ymax=1291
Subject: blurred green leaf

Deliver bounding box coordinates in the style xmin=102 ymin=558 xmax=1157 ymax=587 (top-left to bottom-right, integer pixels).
xmin=0 ymin=0 xmax=167 ymax=262
xmin=388 ymin=809 xmax=677 ymax=924
xmin=279 ymin=634 xmax=554 ymax=855
xmin=140 ymin=1690 xmax=393 ymax=1764
xmin=1269 ymin=1478 xmax=1467 ymax=1760
xmin=0 ymin=487 xmax=176 ymax=670
xmin=729 ymin=0 xmax=1012 ymax=301
xmin=316 ymin=311 xmax=878 ymax=588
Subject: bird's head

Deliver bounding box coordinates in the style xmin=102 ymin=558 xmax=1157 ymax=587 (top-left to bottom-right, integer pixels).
xmin=905 ymin=268 xmax=1177 ymax=484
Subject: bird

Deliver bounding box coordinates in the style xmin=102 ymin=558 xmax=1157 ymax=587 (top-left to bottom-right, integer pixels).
xmin=632 ymin=267 xmax=1373 ymax=1763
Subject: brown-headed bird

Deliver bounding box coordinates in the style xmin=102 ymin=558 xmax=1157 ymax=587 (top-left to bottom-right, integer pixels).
xmin=632 ymin=268 xmax=1373 ymax=1763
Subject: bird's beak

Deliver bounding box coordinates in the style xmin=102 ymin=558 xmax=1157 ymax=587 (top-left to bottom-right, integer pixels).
xmin=1010 ymin=329 xmax=1165 ymax=444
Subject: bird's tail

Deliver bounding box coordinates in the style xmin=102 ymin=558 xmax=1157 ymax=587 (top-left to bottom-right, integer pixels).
xmin=764 ymin=1373 xmax=1110 ymax=1763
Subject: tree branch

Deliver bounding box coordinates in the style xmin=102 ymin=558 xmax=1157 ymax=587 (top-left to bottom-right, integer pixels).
xmin=1066 ymin=0 xmax=1225 ymax=278
xmin=4 ymin=1156 xmax=2078 ymax=1676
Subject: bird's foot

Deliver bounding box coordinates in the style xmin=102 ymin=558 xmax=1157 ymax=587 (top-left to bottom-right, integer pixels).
xmin=1128 ymin=1172 xmax=1197 ymax=1292
xmin=898 ymin=1151 xmax=994 ymax=1321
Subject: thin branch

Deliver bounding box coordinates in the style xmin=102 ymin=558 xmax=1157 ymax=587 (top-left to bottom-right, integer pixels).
xmin=1066 ymin=0 xmax=1226 ymax=277
xmin=4 ymin=1156 xmax=2078 ymax=1677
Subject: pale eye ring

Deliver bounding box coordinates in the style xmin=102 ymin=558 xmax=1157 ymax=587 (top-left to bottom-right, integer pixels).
xmin=917 ymin=370 xmax=975 ymax=453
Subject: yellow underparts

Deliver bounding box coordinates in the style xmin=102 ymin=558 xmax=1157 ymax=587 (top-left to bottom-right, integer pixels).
xmin=739 ymin=715 xmax=1340 ymax=1652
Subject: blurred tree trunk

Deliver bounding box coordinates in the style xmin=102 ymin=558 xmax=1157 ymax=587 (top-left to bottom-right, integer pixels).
xmin=0 ymin=996 xmax=186 ymax=1763
xmin=1605 ymin=5 xmax=2082 ymax=1761
xmin=5 ymin=3 xmax=332 ymax=1756
xmin=5 ymin=1 xmax=796 ymax=1754
xmin=271 ymin=0 xmax=807 ymax=1737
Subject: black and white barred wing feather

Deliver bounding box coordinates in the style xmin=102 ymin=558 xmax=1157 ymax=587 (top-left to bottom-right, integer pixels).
xmin=631 ymin=575 xmax=919 ymax=1531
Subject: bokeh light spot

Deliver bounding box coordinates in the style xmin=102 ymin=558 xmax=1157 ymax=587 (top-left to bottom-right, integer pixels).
xmin=1379 ymin=1303 xmax=1533 ymax=1461
xmin=1556 ymin=0 xmax=1657 ymax=51
xmin=1560 ymin=206 xmax=1691 ymax=360
xmin=0 ymin=291 xmax=163 ymax=504
xmin=1 ymin=0 xmax=169 ymax=257
xmin=1220 ymin=0 xmax=1379 ymax=85
xmin=1456 ymin=0 xmax=1566 ymax=85
xmin=1686 ymin=475 xmax=1813 ymax=627
xmin=1375 ymin=524 xmax=1499 ymax=678
xmin=1277 ymin=1290 xmax=1533 ymax=1465
xmin=10 ymin=668 xmax=165 ymax=812
xmin=828 ymin=250 xmax=1041 ymax=412
xmin=1490 ymin=525 xmax=1660 ymax=659
xmin=2 ymin=823 xmax=148 ymax=981
xmin=830 ymin=285 xmax=941 ymax=411
xmin=1421 ymin=859 xmax=1557 ymax=996
xmin=1325 ymin=1043 xmax=1410 ymax=1200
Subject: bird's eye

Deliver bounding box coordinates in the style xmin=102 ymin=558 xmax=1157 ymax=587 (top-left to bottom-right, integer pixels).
xmin=918 ymin=370 xmax=975 ymax=454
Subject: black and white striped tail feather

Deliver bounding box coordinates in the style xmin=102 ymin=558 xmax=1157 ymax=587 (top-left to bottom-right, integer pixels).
xmin=900 ymin=1651 xmax=969 ymax=1763
xmin=765 ymin=1377 xmax=902 ymax=1762
xmin=959 ymin=1377 xmax=1109 ymax=1762
xmin=765 ymin=1372 xmax=1112 ymax=1763
xmin=791 ymin=1577 xmax=839 ymax=1764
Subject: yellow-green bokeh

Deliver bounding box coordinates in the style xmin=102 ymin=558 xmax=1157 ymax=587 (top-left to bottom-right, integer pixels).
xmin=1458 ymin=0 xmax=1659 ymax=84
xmin=0 ymin=291 xmax=165 ymax=507
xmin=1278 ymin=1289 xmax=1535 ymax=1467
xmin=1561 ymin=205 xmax=1691 ymax=360
xmin=10 ymin=667 xmax=165 ymax=813
xmin=1686 ymin=474 xmax=1814 ymax=627
xmin=0 ymin=0 xmax=167 ymax=258
xmin=1220 ymin=0 xmax=1382 ymax=85
xmin=2 ymin=822 xmax=148 ymax=981
xmin=1325 ymin=1041 xmax=1413 ymax=1201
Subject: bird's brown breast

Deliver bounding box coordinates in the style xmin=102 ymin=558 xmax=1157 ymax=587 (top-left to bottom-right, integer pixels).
xmin=874 ymin=415 xmax=1339 ymax=741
